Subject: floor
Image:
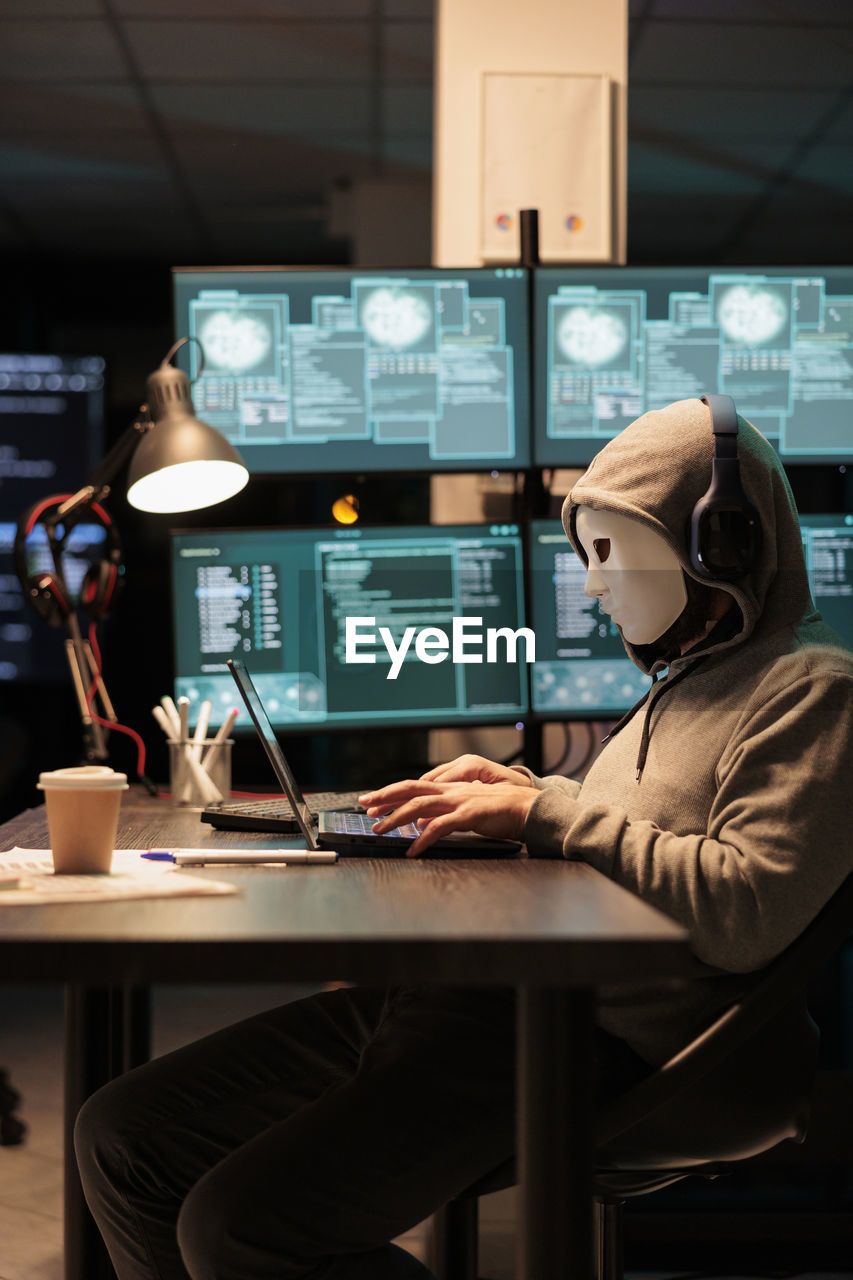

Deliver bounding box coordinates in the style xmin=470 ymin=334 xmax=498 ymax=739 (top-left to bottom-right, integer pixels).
xmin=0 ymin=984 xmax=850 ymax=1280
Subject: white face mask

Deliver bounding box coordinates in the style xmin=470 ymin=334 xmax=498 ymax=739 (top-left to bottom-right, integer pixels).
xmin=575 ymin=507 xmax=688 ymax=646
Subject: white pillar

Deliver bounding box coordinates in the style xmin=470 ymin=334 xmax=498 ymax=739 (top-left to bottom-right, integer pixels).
xmin=433 ymin=0 xmax=627 ymax=267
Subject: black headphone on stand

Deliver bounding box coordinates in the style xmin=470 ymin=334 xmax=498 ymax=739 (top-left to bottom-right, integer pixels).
xmin=688 ymin=393 xmax=761 ymax=581
xmin=14 ymin=495 xmax=124 ymax=627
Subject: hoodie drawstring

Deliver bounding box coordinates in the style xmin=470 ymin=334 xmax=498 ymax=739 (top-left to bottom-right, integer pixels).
xmin=603 ymin=661 xmax=704 ymax=782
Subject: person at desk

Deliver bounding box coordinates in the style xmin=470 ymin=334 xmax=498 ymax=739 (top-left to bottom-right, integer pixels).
xmin=75 ymin=396 xmax=853 ymax=1279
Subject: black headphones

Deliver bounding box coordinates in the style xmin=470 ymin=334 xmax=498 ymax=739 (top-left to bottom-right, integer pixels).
xmin=689 ymin=394 xmax=761 ymax=581
xmin=14 ymin=495 xmax=124 ymax=627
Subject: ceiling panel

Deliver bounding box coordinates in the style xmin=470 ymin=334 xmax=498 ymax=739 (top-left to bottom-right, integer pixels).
xmin=0 ymin=3 xmax=850 ymax=271
xmin=172 ymin=134 xmax=378 ymax=198
xmin=122 ymin=19 xmax=377 ymax=81
xmin=630 ymin=21 xmax=853 ymax=88
xmin=0 ymin=19 xmax=127 ymax=81
xmin=151 ymin=84 xmax=374 ymax=135
xmin=0 ymin=84 xmax=147 ymax=132
xmin=381 ymin=0 xmax=434 ymax=16
xmin=650 ymin=0 xmax=853 ymax=19
xmin=381 ymin=19 xmax=434 ymax=80
xmin=795 ymin=143 xmax=853 ymax=195
xmin=112 ymin=0 xmax=373 ymax=14
xmin=628 ymin=86 xmax=838 ymax=142
xmin=381 ymin=134 xmax=432 ymax=170
xmin=628 ymin=140 xmax=787 ymax=194
xmin=0 ymin=135 xmax=166 ymax=184
xmin=382 ymin=84 xmax=433 ymax=134
xmin=0 ymin=2 xmax=103 ymax=14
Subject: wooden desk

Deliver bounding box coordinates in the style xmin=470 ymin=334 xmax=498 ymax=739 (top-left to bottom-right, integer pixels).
xmin=0 ymin=795 xmax=690 ymax=1280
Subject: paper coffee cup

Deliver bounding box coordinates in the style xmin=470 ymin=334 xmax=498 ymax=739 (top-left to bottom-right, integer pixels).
xmin=37 ymin=766 xmax=129 ymax=874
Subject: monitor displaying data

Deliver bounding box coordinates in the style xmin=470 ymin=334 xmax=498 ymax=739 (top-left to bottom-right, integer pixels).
xmin=800 ymin=514 xmax=853 ymax=648
xmin=533 ymin=266 xmax=853 ymax=467
xmin=170 ymin=523 xmax=530 ymax=731
xmin=0 ymin=353 xmax=105 ymax=683
xmin=527 ymin=519 xmax=653 ymax=719
xmin=528 ymin=513 xmax=853 ymax=720
xmin=172 ymin=267 xmax=531 ymax=474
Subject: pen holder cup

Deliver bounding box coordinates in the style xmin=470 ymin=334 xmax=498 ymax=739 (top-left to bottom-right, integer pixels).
xmin=169 ymin=739 xmax=233 ymax=809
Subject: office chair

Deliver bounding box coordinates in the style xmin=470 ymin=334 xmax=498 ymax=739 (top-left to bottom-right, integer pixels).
xmin=427 ymin=870 xmax=853 ymax=1280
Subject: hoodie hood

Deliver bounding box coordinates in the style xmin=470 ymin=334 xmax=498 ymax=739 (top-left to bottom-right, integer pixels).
xmin=562 ymin=396 xmax=816 ymax=676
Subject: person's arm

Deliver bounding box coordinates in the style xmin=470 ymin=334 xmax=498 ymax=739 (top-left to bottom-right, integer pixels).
xmin=525 ymin=669 xmax=853 ymax=974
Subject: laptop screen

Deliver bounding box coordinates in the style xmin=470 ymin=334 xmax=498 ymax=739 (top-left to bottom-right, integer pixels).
xmin=227 ymin=658 xmax=319 ymax=849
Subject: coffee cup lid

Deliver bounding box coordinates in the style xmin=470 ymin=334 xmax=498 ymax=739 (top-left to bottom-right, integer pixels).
xmin=37 ymin=765 xmax=129 ymax=791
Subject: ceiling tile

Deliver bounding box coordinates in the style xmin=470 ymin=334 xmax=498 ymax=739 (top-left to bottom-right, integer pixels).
xmin=630 ymin=20 xmax=853 ymax=88
xmin=381 ymin=19 xmax=433 ymax=82
xmin=171 ymin=133 xmax=378 ymax=200
xmin=4 ymin=172 xmax=181 ymax=214
xmin=823 ymin=96 xmax=853 ymax=141
xmin=151 ymin=84 xmax=373 ymax=136
xmin=382 ymin=134 xmax=432 ymax=171
xmin=122 ymin=19 xmax=375 ymax=80
xmin=794 ymin=143 xmax=853 ymax=195
xmin=0 ymin=135 xmax=166 ymax=183
xmin=629 ymin=86 xmax=838 ymax=142
xmin=382 ymin=84 xmax=432 ymax=134
xmin=649 ymin=0 xmax=853 ymax=18
xmin=628 ymin=139 xmax=778 ymax=194
xmin=0 ymin=2 xmax=103 ymax=13
xmin=112 ymin=1 xmax=372 ymax=13
xmin=0 ymin=19 xmax=126 ymax=80
xmin=0 ymin=84 xmax=146 ymax=132
xmin=381 ymin=1 xmax=434 ymax=16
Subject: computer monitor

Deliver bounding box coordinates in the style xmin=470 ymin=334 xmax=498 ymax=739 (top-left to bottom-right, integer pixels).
xmin=528 ymin=513 xmax=853 ymax=721
xmin=0 ymin=354 xmax=106 ymax=683
xmin=170 ymin=523 xmax=530 ymax=730
xmin=800 ymin=514 xmax=853 ymax=648
xmin=172 ymin=267 xmax=531 ymax=474
xmin=533 ymin=266 xmax=853 ymax=468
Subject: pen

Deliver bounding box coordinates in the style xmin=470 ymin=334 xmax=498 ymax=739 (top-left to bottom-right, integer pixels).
xmin=141 ymin=849 xmax=338 ymax=865
xmin=160 ymin=696 xmax=182 ymax=738
xmin=202 ymin=707 xmax=238 ymax=775
xmin=178 ymin=696 xmax=190 ymax=743
xmin=191 ymin=699 xmax=212 ymax=761
xmin=152 ymin=704 xmax=177 ymax=742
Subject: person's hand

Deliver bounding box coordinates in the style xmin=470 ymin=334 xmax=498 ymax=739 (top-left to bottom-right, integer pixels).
xmin=357 ymin=778 xmax=538 ymax=857
xmin=418 ymin=753 xmax=535 ymax=788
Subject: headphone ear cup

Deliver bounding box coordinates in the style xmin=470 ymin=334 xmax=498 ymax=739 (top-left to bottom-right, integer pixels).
xmin=690 ymin=497 xmax=761 ymax=580
xmin=79 ymin=561 xmax=121 ymax=621
xmin=25 ymin=573 xmax=72 ymax=627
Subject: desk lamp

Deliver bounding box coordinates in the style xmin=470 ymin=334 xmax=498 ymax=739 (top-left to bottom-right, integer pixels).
xmin=15 ymin=338 xmax=248 ymax=771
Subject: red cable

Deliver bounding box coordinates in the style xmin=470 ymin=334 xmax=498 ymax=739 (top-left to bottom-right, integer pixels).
xmin=85 ymin=621 xmax=147 ymax=778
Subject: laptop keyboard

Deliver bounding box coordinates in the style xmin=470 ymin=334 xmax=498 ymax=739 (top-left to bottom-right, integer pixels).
xmin=325 ymin=811 xmax=420 ymax=839
xmin=214 ymin=792 xmax=364 ymax=820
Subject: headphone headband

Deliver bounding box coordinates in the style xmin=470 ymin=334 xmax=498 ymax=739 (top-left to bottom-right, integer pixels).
xmin=14 ymin=495 xmax=123 ymax=626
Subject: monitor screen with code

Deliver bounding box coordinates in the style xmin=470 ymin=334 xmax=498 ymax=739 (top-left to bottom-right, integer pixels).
xmin=533 ymin=265 xmax=853 ymax=468
xmin=172 ymin=267 xmax=531 ymax=475
xmin=170 ymin=522 xmax=530 ymax=731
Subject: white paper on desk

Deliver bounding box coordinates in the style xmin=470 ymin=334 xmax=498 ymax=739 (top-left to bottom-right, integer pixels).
xmin=0 ymin=849 xmax=239 ymax=904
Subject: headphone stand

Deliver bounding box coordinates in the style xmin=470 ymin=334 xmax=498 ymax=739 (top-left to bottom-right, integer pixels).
xmin=63 ymin=611 xmax=117 ymax=763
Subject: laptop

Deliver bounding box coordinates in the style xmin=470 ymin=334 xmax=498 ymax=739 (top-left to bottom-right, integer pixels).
xmin=226 ymin=658 xmax=522 ymax=859
xmin=200 ymin=790 xmax=363 ymax=835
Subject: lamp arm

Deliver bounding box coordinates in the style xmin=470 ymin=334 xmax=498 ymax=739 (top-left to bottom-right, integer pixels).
xmin=46 ymin=415 xmax=153 ymax=526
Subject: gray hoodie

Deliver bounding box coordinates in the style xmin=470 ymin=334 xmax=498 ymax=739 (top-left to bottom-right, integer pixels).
xmin=522 ymin=397 xmax=853 ymax=1065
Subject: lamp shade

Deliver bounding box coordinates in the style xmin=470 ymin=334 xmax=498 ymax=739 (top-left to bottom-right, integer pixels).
xmin=126 ymin=363 xmax=248 ymax=513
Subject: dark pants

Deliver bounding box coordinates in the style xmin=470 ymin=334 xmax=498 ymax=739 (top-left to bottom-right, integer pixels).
xmin=74 ymin=985 xmax=649 ymax=1280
